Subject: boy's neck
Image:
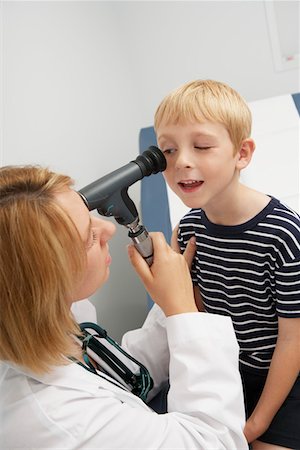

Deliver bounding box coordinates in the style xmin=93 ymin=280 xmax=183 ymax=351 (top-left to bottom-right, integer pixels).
xmin=203 ymin=184 xmax=271 ymax=226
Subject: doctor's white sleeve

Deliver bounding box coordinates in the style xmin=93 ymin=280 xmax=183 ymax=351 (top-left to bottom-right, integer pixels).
xmin=122 ymin=306 xmax=248 ymax=450
xmin=122 ymin=304 xmax=170 ymax=398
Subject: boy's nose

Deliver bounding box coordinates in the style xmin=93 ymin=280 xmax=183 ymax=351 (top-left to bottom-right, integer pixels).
xmin=175 ymin=149 xmax=194 ymax=169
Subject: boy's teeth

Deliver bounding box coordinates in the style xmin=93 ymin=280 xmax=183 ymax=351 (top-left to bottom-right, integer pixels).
xmin=182 ymin=180 xmax=199 ymax=184
xmin=179 ymin=180 xmax=203 ymax=189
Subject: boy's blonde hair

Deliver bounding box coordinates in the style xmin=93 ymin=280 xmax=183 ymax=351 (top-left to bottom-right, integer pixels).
xmin=154 ymin=79 xmax=252 ymax=153
xmin=0 ymin=166 xmax=85 ymax=373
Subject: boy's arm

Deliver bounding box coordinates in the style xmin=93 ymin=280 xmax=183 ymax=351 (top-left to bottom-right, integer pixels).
xmin=194 ymin=285 xmax=205 ymax=312
xmin=244 ymin=316 xmax=300 ymax=443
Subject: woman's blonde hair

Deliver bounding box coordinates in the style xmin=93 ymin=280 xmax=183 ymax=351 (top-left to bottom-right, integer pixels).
xmin=154 ymin=79 xmax=252 ymax=153
xmin=0 ymin=166 xmax=86 ymax=373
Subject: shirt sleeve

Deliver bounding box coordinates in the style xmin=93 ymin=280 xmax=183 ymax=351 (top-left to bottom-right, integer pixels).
xmin=275 ymin=259 xmax=300 ymax=317
xmin=122 ymin=304 xmax=170 ymax=400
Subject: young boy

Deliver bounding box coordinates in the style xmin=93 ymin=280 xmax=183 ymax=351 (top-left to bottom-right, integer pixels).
xmin=154 ymin=80 xmax=300 ymax=450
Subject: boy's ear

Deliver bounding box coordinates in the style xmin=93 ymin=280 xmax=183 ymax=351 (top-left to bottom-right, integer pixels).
xmin=236 ymin=138 xmax=255 ymax=170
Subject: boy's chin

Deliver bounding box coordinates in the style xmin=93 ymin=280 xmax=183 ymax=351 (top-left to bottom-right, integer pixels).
xmin=180 ymin=198 xmax=203 ymax=209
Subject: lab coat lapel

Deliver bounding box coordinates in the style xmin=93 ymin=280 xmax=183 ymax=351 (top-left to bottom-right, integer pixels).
xmin=9 ymin=361 xmax=151 ymax=410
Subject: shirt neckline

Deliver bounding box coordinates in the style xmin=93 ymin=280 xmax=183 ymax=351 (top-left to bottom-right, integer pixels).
xmin=199 ymin=196 xmax=279 ymax=236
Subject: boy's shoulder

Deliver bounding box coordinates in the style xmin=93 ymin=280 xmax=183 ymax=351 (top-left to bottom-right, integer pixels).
xmin=181 ymin=208 xmax=202 ymax=220
xmin=179 ymin=208 xmax=203 ymax=225
xmin=177 ymin=209 xmax=203 ymax=243
xmin=177 ymin=198 xmax=300 ymax=238
xmin=268 ymin=197 xmax=300 ymax=227
xmin=261 ymin=198 xmax=300 ymax=261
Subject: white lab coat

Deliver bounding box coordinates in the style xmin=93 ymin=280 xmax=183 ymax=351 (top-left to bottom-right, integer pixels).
xmin=0 ymin=305 xmax=248 ymax=449
xmin=70 ymin=298 xmax=98 ymax=323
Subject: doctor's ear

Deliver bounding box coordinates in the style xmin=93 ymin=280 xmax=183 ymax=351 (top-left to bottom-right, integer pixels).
xmin=236 ymin=138 xmax=255 ymax=170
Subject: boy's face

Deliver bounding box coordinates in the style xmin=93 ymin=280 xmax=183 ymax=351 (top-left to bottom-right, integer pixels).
xmin=157 ymin=121 xmax=241 ymax=211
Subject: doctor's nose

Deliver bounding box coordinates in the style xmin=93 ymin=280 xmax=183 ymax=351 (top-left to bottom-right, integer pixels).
xmin=94 ymin=217 xmax=116 ymax=242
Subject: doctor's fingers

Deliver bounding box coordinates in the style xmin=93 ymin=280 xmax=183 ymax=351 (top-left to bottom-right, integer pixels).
xmin=182 ymin=236 xmax=196 ymax=270
xmin=128 ymin=232 xmax=187 ymax=287
xmin=170 ymin=224 xmax=180 ymax=252
xmin=128 ymin=232 xmax=170 ymax=283
xmin=171 ymin=225 xmax=196 ymax=270
xmin=149 ymin=233 xmax=196 ymax=315
xmin=127 ymin=242 xmax=152 ymax=284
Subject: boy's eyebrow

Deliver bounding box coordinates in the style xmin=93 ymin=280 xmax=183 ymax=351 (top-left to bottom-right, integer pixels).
xmin=158 ymin=132 xmax=217 ymax=141
xmin=193 ymin=132 xmax=216 ymax=138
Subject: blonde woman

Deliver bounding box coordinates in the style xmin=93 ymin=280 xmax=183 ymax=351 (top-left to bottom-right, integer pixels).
xmin=0 ymin=165 xmax=247 ymax=449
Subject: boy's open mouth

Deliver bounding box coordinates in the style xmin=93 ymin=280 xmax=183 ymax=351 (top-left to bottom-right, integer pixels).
xmin=178 ymin=180 xmax=204 ymax=191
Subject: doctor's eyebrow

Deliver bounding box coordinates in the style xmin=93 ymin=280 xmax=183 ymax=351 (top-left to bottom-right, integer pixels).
xmin=83 ymin=217 xmax=92 ymax=246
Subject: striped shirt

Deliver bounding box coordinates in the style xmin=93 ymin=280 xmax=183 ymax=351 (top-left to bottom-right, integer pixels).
xmin=178 ymin=197 xmax=300 ymax=372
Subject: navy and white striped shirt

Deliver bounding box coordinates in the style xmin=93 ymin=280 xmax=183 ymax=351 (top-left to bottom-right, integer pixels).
xmin=178 ymin=197 xmax=300 ymax=372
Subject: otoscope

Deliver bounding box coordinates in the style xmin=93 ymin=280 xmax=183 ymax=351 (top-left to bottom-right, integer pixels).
xmin=78 ymin=146 xmax=166 ymax=266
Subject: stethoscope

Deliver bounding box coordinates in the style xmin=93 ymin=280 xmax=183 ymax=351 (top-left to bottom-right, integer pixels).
xmin=74 ymin=322 xmax=153 ymax=402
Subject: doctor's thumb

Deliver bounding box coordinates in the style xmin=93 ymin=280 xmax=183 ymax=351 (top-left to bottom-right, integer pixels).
xmin=182 ymin=236 xmax=196 ymax=270
xmin=127 ymin=244 xmax=152 ymax=284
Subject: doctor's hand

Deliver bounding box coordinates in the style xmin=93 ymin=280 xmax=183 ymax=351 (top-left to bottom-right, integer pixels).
xmin=128 ymin=232 xmax=197 ymax=317
xmin=171 ymin=225 xmax=205 ymax=312
xmin=171 ymin=224 xmax=196 ymax=270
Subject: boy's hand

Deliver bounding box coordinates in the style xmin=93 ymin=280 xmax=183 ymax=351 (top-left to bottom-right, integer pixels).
xmin=244 ymin=416 xmax=269 ymax=443
xmin=171 ymin=224 xmax=196 ymax=270
xmin=128 ymin=232 xmax=197 ymax=317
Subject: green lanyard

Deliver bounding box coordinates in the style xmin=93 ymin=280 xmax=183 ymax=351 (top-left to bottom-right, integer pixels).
xmin=77 ymin=322 xmax=153 ymax=402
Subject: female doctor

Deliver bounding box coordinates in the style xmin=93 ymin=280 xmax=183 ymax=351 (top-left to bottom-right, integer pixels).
xmin=0 ymin=165 xmax=248 ymax=449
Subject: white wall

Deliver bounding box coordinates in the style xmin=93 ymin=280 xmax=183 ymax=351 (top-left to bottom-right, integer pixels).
xmin=1 ymin=1 xmax=299 ymax=340
xmin=1 ymin=1 xmax=148 ymax=340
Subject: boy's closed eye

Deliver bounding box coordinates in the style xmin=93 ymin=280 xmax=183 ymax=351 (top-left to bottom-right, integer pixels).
xmin=194 ymin=140 xmax=216 ymax=150
xmin=194 ymin=146 xmax=211 ymax=150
